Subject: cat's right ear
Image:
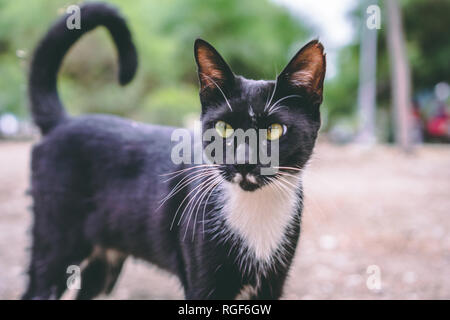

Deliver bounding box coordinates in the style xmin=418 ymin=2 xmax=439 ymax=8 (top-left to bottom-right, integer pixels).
xmin=194 ymin=39 xmax=235 ymax=97
xmin=277 ymin=40 xmax=326 ymax=105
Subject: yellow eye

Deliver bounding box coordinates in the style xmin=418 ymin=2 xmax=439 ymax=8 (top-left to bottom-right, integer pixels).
xmin=215 ymin=121 xmax=234 ymax=138
xmin=267 ymin=123 xmax=286 ymax=140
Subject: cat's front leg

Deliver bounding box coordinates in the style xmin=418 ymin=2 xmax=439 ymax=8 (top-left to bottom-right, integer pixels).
xmin=185 ymin=278 xmax=284 ymax=300
xmin=184 ymin=269 xmax=243 ymax=300
xmin=249 ymin=275 xmax=287 ymax=300
xmin=185 ymin=284 xmax=240 ymax=300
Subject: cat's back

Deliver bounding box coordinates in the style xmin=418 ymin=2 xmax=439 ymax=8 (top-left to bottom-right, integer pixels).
xmin=31 ymin=114 xmax=179 ymax=181
xmin=45 ymin=114 xmax=175 ymax=145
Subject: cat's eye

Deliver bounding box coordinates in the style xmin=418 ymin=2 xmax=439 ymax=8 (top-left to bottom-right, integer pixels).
xmin=215 ymin=121 xmax=234 ymax=138
xmin=267 ymin=123 xmax=287 ymax=141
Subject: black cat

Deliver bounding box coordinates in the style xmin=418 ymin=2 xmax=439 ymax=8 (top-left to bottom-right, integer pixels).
xmin=23 ymin=2 xmax=325 ymax=300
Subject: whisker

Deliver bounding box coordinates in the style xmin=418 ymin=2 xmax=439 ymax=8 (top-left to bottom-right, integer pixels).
xmin=267 ymin=94 xmax=302 ymax=113
xmin=264 ymin=88 xmax=271 ymax=110
xmin=183 ymin=175 xmax=220 ymax=231
xmin=179 ymin=174 xmax=220 ymax=229
xmin=273 ymin=177 xmax=296 ymax=195
xmin=265 ymin=177 xmax=285 ymax=199
xmin=188 ymin=176 xmax=223 ymax=241
xmin=276 ymin=175 xmax=300 ymax=191
xmin=264 ymin=77 xmax=278 ymax=112
xmin=267 ymin=105 xmax=287 ymax=116
xmin=158 ymin=171 xmax=219 ymax=215
xmin=273 ymin=166 xmax=303 ymax=172
xmin=158 ymin=168 xmax=218 ymax=210
xmin=170 ymin=173 xmax=219 ymax=230
xmin=201 ymin=178 xmax=223 ymax=237
xmin=194 ymin=178 xmax=222 ymax=234
xmin=178 ymin=175 xmax=221 ymax=242
xmin=276 ymin=171 xmax=302 ymax=181
xmin=161 ymin=167 xmax=217 ymax=200
xmin=199 ymin=73 xmax=233 ymax=111
xmin=160 ymin=164 xmax=219 ymax=178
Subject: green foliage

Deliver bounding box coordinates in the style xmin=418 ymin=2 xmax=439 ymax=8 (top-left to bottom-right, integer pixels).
xmin=322 ymin=44 xmax=360 ymax=127
xmin=1 ymin=0 xmax=446 ymax=135
xmin=402 ymin=0 xmax=450 ymax=91
xmin=133 ymin=85 xmax=200 ymax=127
xmin=324 ymin=0 xmax=450 ymax=130
xmin=0 ymin=0 xmax=308 ymax=125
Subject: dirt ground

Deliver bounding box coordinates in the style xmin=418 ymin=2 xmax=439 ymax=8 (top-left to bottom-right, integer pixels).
xmin=1 ymin=140 xmax=449 ymax=299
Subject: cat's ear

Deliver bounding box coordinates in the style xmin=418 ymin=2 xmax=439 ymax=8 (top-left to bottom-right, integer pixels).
xmin=194 ymin=39 xmax=234 ymax=95
xmin=278 ymin=40 xmax=326 ymax=104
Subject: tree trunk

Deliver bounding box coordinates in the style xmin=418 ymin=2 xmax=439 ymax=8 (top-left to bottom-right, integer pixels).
xmin=357 ymin=0 xmax=378 ymax=145
xmin=385 ymin=0 xmax=413 ymax=152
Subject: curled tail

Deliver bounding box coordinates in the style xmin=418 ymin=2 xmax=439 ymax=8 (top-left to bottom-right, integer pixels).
xmin=29 ymin=2 xmax=138 ymax=134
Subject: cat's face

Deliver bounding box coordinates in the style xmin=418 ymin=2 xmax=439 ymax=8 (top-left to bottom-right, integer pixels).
xmin=194 ymin=39 xmax=326 ymax=191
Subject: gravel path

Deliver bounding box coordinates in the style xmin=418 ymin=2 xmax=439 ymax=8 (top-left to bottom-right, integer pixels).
xmin=1 ymin=141 xmax=449 ymax=299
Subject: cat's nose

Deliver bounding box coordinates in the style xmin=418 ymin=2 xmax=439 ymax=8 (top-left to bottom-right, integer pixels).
xmin=234 ymin=164 xmax=257 ymax=176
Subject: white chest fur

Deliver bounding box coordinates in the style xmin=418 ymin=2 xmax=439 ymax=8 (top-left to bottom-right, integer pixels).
xmin=222 ymin=176 xmax=301 ymax=264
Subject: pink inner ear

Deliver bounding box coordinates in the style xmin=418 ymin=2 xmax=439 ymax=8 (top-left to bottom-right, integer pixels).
xmin=197 ymin=47 xmax=225 ymax=90
xmin=287 ymin=42 xmax=326 ymax=94
xmin=290 ymin=69 xmax=315 ymax=88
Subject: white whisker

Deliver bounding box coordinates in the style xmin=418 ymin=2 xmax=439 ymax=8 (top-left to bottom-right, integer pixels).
xmin=179 ymin=174 xmax=220 ymax=229
xmin=171 ymin=173 xmax=219 ymax=231
xmin=187 ymin=176 xmax=223 ymax=241
xmin=267 ymin=105 xmax=287 ymax=116
xmin=267 ymin=94 xmax=302 ymax=113
xmin=273 ymin=166 xmax=303 ymax=172
xmin=264 ymin=177 xmax=285 ymax=200
xmin=264 ymin=78 xmax=278 ymax=112
xmin=168 ymin=172 xmax=219 ymax=229
xmin=158 ymin=168 xmax=218 ymax=210
xmin=160 ymin=164 xmax=219 ymax=179
xmin=200 ymin=73 xmax=233 ymax=111
xmin=276 ymin=171 xmax=302 ymax=181
xmin=161 ymin=168 xmax=217 ymax=199
xmin=276 ymin=175 xmax=300 ymax=192
xmin=201 ymin=178 xmax=223 ymax=237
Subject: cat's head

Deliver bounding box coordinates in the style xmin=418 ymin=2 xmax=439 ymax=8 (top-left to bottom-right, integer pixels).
xmin=194 ymin=39 xmax=326 ymax=191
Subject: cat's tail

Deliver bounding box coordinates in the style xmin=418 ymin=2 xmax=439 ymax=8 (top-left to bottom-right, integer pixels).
xmin=29 ymin=2 xmax=138 ymax=135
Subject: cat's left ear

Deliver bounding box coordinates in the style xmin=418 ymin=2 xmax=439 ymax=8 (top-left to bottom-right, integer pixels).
xmin=278 ymin=40 xmax=326 ymax=104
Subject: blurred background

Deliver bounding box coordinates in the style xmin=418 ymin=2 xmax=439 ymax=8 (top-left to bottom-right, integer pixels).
xmin=0 ymin=0 xmax=449 ymax=299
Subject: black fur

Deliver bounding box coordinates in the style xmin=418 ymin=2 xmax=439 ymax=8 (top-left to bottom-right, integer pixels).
xmin=23 ymin=2 xmax=325 ymax=300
